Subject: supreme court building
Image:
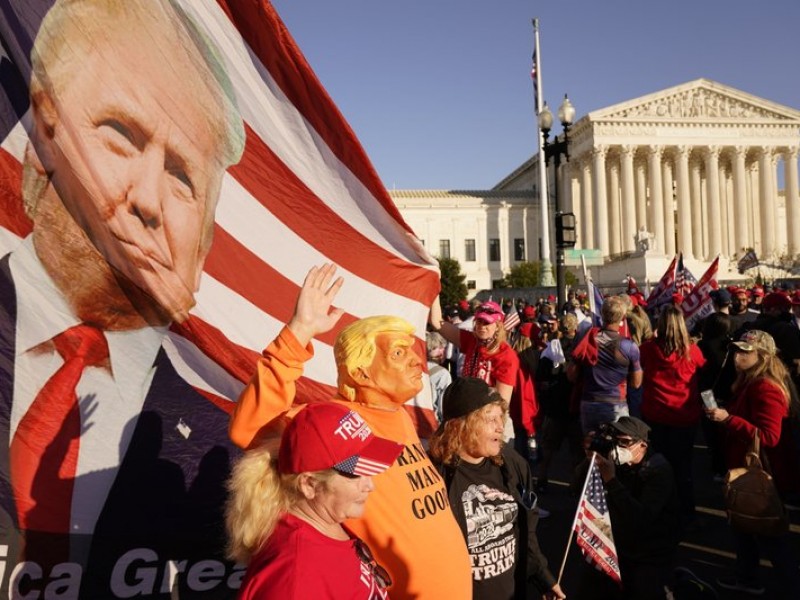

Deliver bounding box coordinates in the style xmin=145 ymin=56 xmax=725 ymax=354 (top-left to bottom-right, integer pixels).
xmin=392 ymin=79 xmax=800 ymax=291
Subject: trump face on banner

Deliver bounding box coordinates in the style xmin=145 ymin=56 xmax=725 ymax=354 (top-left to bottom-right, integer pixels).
xmin=0 ymin=0 xmax=441 ymax=598
xmin=1 ymin=1 xmax=245 ymax=598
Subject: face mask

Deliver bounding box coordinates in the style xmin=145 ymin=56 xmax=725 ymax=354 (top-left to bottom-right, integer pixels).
xmin=613 ymin=445 xmax=635 ymax=466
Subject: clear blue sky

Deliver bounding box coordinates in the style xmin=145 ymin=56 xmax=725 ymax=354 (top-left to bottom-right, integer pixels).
xmin=271 ymin=0 xmax=800 ymax=191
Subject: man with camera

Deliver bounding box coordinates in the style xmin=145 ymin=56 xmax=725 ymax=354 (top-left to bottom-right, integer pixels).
xmin=576 ymin=417 xmax=680 ymax=599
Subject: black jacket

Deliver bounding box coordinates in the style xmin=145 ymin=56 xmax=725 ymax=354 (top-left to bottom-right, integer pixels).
xmin=575 ymin=452 xmax=680 ymax=565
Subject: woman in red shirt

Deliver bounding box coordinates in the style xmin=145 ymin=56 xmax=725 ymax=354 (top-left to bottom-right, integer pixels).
xmin=639 ymin=306 xmax=706 ymax=528
xmin=227 ymin=403 xmax=403 ymax=599
xmin=707 ymin=330 xmax=800 ymax=597
xmin=433 ymin=301 xmax=520 ymax=444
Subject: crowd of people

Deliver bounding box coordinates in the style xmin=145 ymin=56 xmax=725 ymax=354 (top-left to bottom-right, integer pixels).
xmin=225 ymin=267 xmax=800 ymax=599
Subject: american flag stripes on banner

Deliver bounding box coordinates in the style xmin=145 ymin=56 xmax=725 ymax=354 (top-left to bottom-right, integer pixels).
xmin=574 ymin=458 xmax=622 ymax=585
xmin=0 ymin=0 xmax=439 ymax=425
xmin=0 ymin=1 xmax=439 ymax=596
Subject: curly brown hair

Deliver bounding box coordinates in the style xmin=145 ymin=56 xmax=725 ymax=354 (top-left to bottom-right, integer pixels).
xmin=428 ymin=400 xmax=507 ymax=467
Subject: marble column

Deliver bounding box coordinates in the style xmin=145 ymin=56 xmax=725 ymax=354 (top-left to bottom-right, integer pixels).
xmin=580 ymin=158 xmax=594 ymax=249
xmin=592 ymin=146 xmax=609 ymax=256
xmin=757 ymin=148 xmax=776 ymax=256
xmin=705 ymin=146 xmax=722 ymax=258
xmin=675 ymin=146 xmax=692 ymax=258
xmin=690 ymin=156 xmax=704 ymax=259
xmin=608 ymin=157 xmax=621 ymax=255
xmin=719 ymin=163 xmax=731 ymax=257
xmin=620 ymin=145 xmax=636 ymax=253
xmin=662 ymin=153 xmax=676 ymax=256
xmin=648 ymin=146 xmax=665 ymax=254
xmin=731 ymin=146 xmax=748 ymax=254
xmin=749 ymin=163 xmax=761 ymax=254
xmin=784 ymin=148 xmax=800 ymax=256
xmin=635 ymin=157 xmax=647 ymax=231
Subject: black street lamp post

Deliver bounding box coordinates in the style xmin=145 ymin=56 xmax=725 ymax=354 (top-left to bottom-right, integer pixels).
xmin=539 ymin=94 xmax=577 ymax=312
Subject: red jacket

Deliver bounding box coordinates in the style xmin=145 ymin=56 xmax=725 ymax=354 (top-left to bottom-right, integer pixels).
xmin=723 ymin=378 xmax=800 ymax=495
xmin=640 ymin=341 xmax=706 ymax=427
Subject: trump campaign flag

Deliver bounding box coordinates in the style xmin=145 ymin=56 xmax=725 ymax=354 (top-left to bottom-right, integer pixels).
xmin=680 ymin=256 xmax=720 ymax=332
xmin=0 ymin=1 xmax=438 ymax=597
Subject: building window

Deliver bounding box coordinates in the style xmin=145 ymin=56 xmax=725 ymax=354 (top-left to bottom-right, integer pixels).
xmin=489 ymin=238 xmax=501 ymax=262
xmin=438 ymin=239 xmax=450 ymax=259
xmin=464 ymin=239 xmax=476 ymax=262
xmin=514 ymin=238 xmax=525 ymax=261
xmin=467 ymin=280 xmax=476 ymax=290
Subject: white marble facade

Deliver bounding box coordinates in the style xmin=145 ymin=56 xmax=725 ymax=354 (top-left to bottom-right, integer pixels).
xmin=392 ymin=79 xmax=800 ymax=290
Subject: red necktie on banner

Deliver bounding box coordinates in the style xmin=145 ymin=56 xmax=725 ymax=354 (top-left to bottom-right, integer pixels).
xmin=10 ymin=324 xmax=109 ymax=533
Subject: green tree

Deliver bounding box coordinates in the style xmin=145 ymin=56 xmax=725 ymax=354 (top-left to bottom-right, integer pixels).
xmin=502 ymin=261 xmax=541 ymax=288
xmin=438 ymin=257 xmax=467 ymax=307
xmin=565 ymin=269 xmax=579 ymax=288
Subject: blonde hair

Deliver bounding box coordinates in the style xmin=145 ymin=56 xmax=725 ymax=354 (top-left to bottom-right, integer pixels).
xmin=225 ymin=443 xmax=339 ymax=563
xmin=428 ymin=400 xmax=507 ymax=467
xmin=601 ymin=297 xmax=626 ymax=326
xmin=25 ymin=0 xmax=244 ymax=226
xmin=561 ymin=312 xmax=578 ymax=334
xmin=656 ymin=305 xmax=691 ymax=358
xmin=334 ymin=316 xmax=415 ymax=401
xmin=733 ymin=344 xmax=791 ymax=404
xmin=512 ymin=333 xmax=532 ymax=353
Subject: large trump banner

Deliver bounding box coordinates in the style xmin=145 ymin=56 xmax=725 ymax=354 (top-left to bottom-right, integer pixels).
xmin=0 ymin=1 xmax=439 ymax=597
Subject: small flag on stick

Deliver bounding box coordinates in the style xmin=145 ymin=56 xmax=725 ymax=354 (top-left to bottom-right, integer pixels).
xmin=574 ymin=456 xmax=622 ymax=584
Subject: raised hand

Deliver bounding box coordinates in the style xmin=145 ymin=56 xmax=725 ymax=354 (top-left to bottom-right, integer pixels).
xmin=288 ymin=264 xmax=345 ymax=346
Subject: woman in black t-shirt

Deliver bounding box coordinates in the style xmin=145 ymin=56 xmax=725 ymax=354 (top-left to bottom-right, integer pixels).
xmin=428 ymin=378 xmax=565 ymax=600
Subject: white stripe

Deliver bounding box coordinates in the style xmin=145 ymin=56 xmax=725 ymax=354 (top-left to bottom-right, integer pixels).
xmin=213 ymin=173 xmax=432 ymax=315
xmin=181 ymin=1 xmax=436 ymax=270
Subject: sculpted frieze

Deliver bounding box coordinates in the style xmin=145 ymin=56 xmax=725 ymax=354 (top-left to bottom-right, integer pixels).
xmin=607 ymin=89 xmax=788 ymax=120
xmin=594 ymin=125 xmax=658 ymax=136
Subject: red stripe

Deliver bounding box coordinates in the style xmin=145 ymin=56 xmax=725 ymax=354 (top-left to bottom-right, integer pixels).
xmin=173 ymin=315 xmax=341 ymax=404
xmin=0 ymin=148 xmax=31 ymax=237
xmin=217 ymin=0 xmax=414 ymax=237
xmin=202 ymin=224 xmax=358 ymax=347
xmin=194 ymin=387 xmax=236 ymax=415
xmin=225 ymin=125 xmax=439 ymax=304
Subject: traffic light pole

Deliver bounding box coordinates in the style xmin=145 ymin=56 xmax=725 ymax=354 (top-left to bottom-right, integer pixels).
xmin=543 ymin=134 xmax=570 ymax=312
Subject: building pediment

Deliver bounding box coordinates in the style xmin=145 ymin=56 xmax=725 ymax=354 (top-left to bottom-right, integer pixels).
xmin=590 ymin=79 xmax=800 ymax=123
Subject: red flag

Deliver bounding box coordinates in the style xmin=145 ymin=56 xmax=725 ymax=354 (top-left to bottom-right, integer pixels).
xmin=574 ymin=457 xmax=622 ymax=585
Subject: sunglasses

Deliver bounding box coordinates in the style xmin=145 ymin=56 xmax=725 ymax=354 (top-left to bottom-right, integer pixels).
xmin=614 ymin=437 xmax=639 ymax=448
xmin=478 ymin=306 xmax=500 ymax=315
xmin=355 ymin=539 xmax=392 ymax=590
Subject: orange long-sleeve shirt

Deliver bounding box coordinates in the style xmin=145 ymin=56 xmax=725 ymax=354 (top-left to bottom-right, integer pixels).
xmin=230 ymin=327 xmax=472 ymax=600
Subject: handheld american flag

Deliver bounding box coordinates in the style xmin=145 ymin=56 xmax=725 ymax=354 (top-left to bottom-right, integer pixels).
xmin=574 ymin=456 xmax=622 ymax=585
xmin=645 ymin=254 xmax=677 ymax=313
xmin=675 ymin=253 xmax=698 ymax=298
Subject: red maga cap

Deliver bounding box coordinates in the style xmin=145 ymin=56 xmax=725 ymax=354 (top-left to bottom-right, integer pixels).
xmin=278 ymin=403 xmax=404 ymax=477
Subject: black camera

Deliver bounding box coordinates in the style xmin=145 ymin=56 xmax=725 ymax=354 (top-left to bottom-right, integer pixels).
xmin=587 ymin=424 xmax=616 ymax=456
